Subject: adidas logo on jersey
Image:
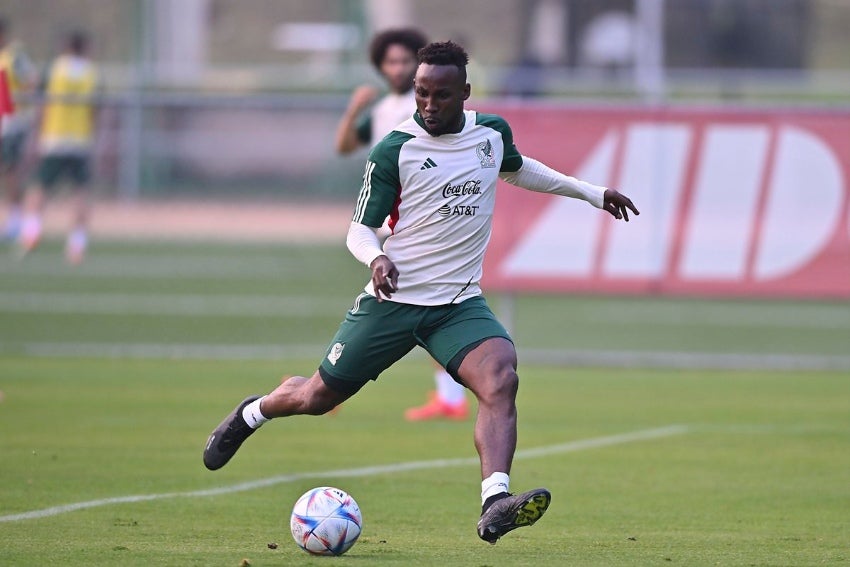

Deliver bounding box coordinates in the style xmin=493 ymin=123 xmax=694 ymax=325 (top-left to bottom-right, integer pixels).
xmin=420 ymin=157 xmax=438 ymax=170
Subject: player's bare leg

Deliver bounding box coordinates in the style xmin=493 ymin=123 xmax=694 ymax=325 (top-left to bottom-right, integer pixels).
xmin=2 ymin=164 xmax=24 ymax=240
xmin=203 ymin=372 xmax=351 ymax=470
xmin=458 ymin=337 xmax=550 ymax=544
xmin=18 ymin=184 xmax=45 ymax=254
xmin=65 ymin=184 xmax=89 ymax=264
xmin=260 ymin=372 xmax=349 ymax=417
xmin=458 ymin=337 xmax=518 ymax=477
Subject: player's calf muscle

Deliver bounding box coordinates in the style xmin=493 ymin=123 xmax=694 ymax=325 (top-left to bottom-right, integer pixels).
xmin=262 ymin=374 xmax=342 ymax=417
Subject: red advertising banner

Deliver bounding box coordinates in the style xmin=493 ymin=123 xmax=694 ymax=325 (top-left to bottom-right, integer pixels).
xmin=478 ymin=104 xmax=850 ymax=299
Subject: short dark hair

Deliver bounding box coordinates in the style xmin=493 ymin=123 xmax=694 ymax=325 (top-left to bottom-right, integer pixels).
xmin=417 ymin=41 xmax=469 ymax=69
xmin=68 ymin=30 xmax=89 ymax=54
xmin=369 ymin=28 xmax=428 ymax=70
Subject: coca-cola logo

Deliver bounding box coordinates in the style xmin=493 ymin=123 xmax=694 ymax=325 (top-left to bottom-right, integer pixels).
xmin=442 ymin=179 xmax=482 ymax=198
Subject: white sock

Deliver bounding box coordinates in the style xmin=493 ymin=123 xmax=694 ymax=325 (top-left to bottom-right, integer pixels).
xmin=241 ymin=396 xmax=270 ymax=429
xmin=481 ymin=472 xmax=510 ymax=504
xmin=435 ymin=369 xmax=465 ymax=405
xmin=66 ymin=228 xmax=88 ymax=252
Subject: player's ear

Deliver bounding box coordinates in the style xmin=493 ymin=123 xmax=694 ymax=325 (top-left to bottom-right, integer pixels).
xmin=463 ymin=83 xmax=471 ymax=100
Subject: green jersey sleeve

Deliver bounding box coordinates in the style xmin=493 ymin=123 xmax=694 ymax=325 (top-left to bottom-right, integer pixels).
xmin=475 ymin=113 xmax=523 ymax=172
xmin=352 ymin=130 xmax=414 ymax=227
xmin=354 ymin=113 xmax=372 ymax=145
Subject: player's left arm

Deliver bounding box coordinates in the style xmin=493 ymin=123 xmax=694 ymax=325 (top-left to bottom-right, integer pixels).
xmin=501 ymin=157 xmax=639 ymax=221
xmin=493 ymin=114 xmax=639 ymax=221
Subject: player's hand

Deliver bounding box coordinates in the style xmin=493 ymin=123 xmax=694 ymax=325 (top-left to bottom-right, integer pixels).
xmin=348 ymin=85 xmax=379 ymax=114
xmin=370 ymin=255 xmax=399 ymax=302
xmin=603 ymin=189 xmax=640 ymax=221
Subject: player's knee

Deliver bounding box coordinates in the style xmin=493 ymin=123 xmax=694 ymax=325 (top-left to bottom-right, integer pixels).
xmin=496 ymin=366 xmax=519 ymax=399
xmin=477 ymin=364 xmax=518 ymax=404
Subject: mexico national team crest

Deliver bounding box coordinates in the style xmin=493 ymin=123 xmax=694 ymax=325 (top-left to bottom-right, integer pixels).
xmin=476 ymin=139 xmax=496 ymax=168
xmin=327 ymin=342 xmax=345 ymax=366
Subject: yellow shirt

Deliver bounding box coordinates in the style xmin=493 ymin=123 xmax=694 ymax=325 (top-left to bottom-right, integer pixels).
xmin=40 ymin=54 xmax=98 ymax=153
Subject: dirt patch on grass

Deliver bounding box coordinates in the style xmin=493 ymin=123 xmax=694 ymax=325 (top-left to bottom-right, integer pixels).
xmin=25 ymin=199 xmax=352 ymax=243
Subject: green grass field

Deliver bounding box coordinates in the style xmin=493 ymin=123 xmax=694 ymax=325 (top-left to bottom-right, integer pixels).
xmin=1 ymin=241 xmax=849 ymax=566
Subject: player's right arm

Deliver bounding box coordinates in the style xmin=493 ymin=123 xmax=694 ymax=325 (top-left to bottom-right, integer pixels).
xmin=334 ymin=85 xmax=378 ymax=155
xmin=347 ymin=222 xmax=398 ymax=301
xmin=347 ymin=135 xmax=406 ymax=300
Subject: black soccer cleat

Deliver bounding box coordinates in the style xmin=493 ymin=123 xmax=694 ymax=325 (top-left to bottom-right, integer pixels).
xmin=477 ymin=488 xmax=551 ymax=544
xmin=203 ymin=395 xmax=262 ymax=471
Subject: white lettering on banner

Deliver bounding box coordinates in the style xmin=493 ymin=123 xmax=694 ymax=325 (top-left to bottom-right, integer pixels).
xmin=499 ymin=122 xmax=847 ymax=283
xmin=603 ymin=124 xmax=691 ymax=277
xmin=755 ymin=126 xmax=844 ymax=279
xmin=502 ymin=130 xmax=615 ymax=276
xmin=680 ymin=126 xmax=770 ymax=279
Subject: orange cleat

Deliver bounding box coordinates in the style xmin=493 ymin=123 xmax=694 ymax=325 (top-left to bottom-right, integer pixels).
xmin=404 ymin=391 xmax=469 ymax=421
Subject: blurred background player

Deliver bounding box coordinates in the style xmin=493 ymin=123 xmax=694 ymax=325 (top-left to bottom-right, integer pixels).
xmin=334 ymin=28 xmax=469 ymax=422
xmin=19 ymin=30 xmax=98 ymax=264
xmin=335 ymin=27 xmax=426 ymax=156
xmin=0 ymin=17 xmax=37 ymax=241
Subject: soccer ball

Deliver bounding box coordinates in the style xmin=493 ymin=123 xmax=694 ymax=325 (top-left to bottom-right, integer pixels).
xmin=290 ymin=486 xmax=362 ymax=556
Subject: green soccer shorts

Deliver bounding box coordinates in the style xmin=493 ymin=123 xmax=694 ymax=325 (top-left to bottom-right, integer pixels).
xmin=1 ymin=131 xmax=27 ymax=168
xmin=37 ymin=154 xmax=91 ymax=188
xmin=318 ymin=293 xmax=513 ymax=394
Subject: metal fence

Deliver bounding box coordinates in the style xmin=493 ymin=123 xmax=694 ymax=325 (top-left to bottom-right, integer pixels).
xmin=16 ymin=92 xmax=365 ymax=201
xmin=14 ymin=63 xmax=847 ymax=202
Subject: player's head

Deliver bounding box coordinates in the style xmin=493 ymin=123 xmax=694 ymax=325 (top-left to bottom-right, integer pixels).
xmin=369 ymin=28 xmax=427 ymax=94
xmin=414 ymin=41 xmax=470 ymax=137
xmin=67 ymin=30 xmax=89 ymax=56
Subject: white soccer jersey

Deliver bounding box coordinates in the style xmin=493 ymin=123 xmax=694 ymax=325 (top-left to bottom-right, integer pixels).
xmin=370 ymin=89 xmax=416 ymax=144
xmin=352 ymin=109 xmax=523 ymax=306
xmin=355 ymin=89 xmax=417 ymax=148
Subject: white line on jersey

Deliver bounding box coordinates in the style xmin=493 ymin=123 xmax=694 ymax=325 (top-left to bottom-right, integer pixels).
xmin=353 ymin=161 xmax=376 ymax=223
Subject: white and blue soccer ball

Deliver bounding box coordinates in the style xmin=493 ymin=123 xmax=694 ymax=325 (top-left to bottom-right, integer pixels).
xmin=290 ymin=486 xmax=362 ymax=556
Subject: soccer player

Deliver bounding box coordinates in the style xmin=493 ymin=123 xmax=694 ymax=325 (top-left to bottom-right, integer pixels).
xmin=19 ymin=30 xmax=98 ymax=264
xmin=335 ymin=28 xmax=469 ymax=421
xmin=204 ymin=41 xmax=639 ymax=544
xmin=335 ymin=28 xmax=426 ymax=155
xmin=0 ymin=17 xmax=38 ymax=240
